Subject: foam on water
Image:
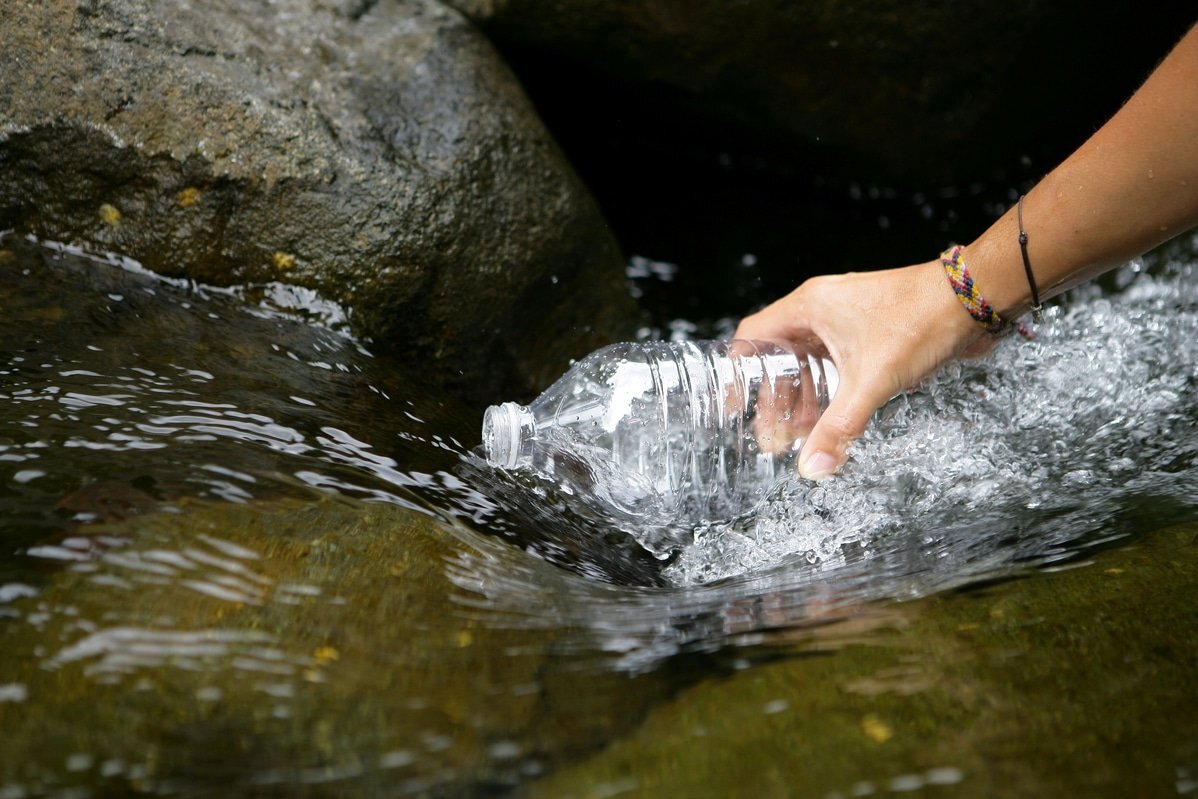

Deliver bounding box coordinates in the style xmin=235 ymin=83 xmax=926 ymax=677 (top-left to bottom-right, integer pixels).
xmin=663 ymin=252 xmax=1198 ymax=586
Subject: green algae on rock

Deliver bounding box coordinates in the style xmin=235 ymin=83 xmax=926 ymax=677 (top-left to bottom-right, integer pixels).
xmin=0 ymin=496 xmax=675 ymax=795
xmin=529 ymin=524 xmax=1198 ymax=798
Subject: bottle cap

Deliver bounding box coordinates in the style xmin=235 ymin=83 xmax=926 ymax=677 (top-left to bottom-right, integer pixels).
xmin=482 ymin=402 xmax=535 ymax=468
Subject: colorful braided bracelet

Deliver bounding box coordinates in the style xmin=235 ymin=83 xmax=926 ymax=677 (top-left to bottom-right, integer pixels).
xmin=940 ymin=246 xmax=1033 ymax=338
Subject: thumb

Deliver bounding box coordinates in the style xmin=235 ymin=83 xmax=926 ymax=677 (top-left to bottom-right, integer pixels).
xmin=796 ymin=376 xmax=891 ymax=481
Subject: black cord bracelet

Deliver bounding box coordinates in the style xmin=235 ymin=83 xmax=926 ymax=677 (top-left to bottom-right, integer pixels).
xmin=1017 ymin=194 xmax=1044 ymax=322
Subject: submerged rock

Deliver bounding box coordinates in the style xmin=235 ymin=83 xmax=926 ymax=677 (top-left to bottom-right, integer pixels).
xmin=531 ymin=523 xmax=1198 ymax=797
xmin=0 ymin=496 xmax=675 ymax=795
xmin=0 ymin=0 xmax=638 ymax=401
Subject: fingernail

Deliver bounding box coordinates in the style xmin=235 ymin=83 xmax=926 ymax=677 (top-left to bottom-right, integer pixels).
xmin=799 ymin=450 xmax=839 ymax=481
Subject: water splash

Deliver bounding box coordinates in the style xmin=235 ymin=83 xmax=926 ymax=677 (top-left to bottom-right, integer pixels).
xmin=437 ymin=244 xmax=1198 ymax=675
xmin=666 ymin=251 xmax=1198 ymax=586
xmin=6 ymin=231 xmax=1198 ymax=679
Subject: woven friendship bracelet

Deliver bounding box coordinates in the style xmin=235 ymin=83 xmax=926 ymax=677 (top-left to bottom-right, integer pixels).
xmin=940 ymin=246 xmax=1034 ymax=339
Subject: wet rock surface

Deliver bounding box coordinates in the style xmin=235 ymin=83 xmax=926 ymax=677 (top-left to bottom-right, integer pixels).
xmin=532 ymin=523 xmax=1198 ymax=798
xmin=0 ymin=0 xmax=638 ymax=401
xmin=0 ymin=236 xmax=665 ymax=588
xmin=0 ymin=238 xmax=682 ymax=795
xmin=0 ymin=497 xmax=676 ymax=796
xmin=447 ymin=0 xmax=1194 ymax=182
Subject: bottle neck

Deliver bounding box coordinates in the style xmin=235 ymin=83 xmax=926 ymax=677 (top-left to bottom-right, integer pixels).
xmin=482 ymin=402 xmax=536 ymax=468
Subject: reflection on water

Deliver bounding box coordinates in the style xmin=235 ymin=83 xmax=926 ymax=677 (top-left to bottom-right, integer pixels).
xmin=3 ymin=233 xmax=1198 ymax=796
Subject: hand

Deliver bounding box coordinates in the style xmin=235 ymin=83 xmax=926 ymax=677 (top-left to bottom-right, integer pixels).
xmin=735 ymin=259 xmax=987 ymax=480
xmin=735 ymin=25 xmax=1198 ymax=481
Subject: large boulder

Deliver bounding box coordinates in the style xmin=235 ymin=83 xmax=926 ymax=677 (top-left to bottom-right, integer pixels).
xmin=444 ymin=0 xmax=1194 ymax=182
xmin=0 ymin=0 xmax=639 ymax=401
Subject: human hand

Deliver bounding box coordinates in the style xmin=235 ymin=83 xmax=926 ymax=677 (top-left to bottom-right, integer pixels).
xmin=732 ymin=22 xmax=1198 ymax=481
xmin=735 ymin=259 xmax=988 ymax=480
xmin=727 ymin=337 xmax=829 ymax=459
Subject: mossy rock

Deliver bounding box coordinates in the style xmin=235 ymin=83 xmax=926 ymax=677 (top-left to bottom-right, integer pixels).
xmin=530 ymin=524 xmax=1198 ymax=798
xmin=0 ymin=497 xmax=672 ymax=795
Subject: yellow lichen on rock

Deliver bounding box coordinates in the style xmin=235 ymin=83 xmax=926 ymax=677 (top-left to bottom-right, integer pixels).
xmin=273 ymin=251 xmax=297 ymax=271
xmin=861 ymin=713 xmax=893 ymax=743
xmin=99 ymin=203 xmax=122 ymax=226
xmin=176 ymin=187 xmax=201 ymax=208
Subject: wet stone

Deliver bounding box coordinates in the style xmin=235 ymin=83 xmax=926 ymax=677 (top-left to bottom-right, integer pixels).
xmin=0 ymin=237 xmax=679 ymax=795
xmin=0 ymin=0 xmax=640 ymax=401
xmin=529 ymin=523 xmax=1198 ymax=798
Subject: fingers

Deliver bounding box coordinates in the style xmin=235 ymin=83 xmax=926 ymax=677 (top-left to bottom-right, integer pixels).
xmin=752 ymin=358 xmax=822 ymax=455
xmin=735 ymin=262 xmax=982 ymax=480
xmin=733 ymin=334 xmax=827 ymax=457
xmin=735 ymin=310 xmax=826 ymax=357
xmin=795 ymin=371 xmax=896 ymax=481
xmin=750 ymin=369 xmax=793 ymax=455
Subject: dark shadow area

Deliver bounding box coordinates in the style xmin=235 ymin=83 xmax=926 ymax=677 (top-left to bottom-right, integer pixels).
xmin=492 ymin=8 xmax=1197 ymax=329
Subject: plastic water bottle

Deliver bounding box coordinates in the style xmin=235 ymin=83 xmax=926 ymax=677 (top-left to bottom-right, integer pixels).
xmin=481 ymin=340 xmax=837 ymax=529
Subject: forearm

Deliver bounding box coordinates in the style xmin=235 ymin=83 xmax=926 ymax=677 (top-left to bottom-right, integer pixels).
xmin=964 ymin=22 xmax=1198 ymax=318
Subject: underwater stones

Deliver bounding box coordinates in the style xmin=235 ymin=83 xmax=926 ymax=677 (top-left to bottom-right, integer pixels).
xmin=529 ymin=524 xmax=1198 ymax=798
xmin=0 ymin=0 xmax=637 ymax=401
xmin=0 ymin=497 xmax=674 ymax=794
xmin=445 ymin=0 xmax=1193 ymax=182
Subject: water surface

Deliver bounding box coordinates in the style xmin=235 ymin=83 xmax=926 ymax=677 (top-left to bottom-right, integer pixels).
xmin=2 ymin=233 xmax=1197 ymax=796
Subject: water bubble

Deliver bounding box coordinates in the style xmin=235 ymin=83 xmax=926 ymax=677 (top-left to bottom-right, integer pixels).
xmin=65 ymin=754 xmax=93 ymax=772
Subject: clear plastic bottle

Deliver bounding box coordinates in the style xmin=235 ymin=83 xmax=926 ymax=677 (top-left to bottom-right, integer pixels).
xmin=481 ymin=339 xmax=837 ymax=528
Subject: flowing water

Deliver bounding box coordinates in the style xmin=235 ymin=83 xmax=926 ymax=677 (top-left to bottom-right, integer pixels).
xmin=2 ymin=232 xmax=1198 ymax=797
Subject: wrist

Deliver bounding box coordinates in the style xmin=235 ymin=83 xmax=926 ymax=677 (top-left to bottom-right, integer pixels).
xmin=916 ymin=258 xmax=988 ymax=356
xmin=960 ymin=211 xmax=1036 ymax=321
xmin=937 ymin=239 xmax=1040 ymax=342
xmin=961 ymin=183 xmax=1086 ymax=320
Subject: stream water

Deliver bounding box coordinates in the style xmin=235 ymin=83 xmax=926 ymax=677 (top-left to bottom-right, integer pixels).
xmin=2 ymin=232 xmax=1198 ymax=797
